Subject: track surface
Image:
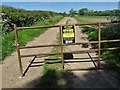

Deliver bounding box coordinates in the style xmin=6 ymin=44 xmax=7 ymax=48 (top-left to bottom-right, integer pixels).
xmin=1 ymin=17 xmax=119 ymax=88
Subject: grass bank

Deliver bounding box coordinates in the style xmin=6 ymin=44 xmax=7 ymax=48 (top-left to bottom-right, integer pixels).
xmin=2 ymin=16 xmax=63 ymax=62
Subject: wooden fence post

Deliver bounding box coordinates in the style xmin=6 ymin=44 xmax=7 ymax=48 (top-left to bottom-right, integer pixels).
xmin=59 ymin=26 xmax=64 ymax=69
xmin=98 ymin=23 xmax=101 ymax=67
xmin=14 ymin=24 xmax=23 ymax=77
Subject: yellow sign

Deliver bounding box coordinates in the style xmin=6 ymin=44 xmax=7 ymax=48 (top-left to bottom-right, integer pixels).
xmin=63 ymin=33 xmax=74 ymax=38
xmin=62 ymin=25 xmax=75 ymax=38
xmin=62 ymin=25 xmax=75 ymax=44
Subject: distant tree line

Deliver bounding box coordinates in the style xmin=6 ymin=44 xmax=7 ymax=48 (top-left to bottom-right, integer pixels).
xmin=69 ymin=8 xmax=120 ymax=16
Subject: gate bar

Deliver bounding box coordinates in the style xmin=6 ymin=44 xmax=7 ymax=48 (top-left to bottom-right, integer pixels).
xmin=20 ymin=47 xmax=120 ymax=58
xmin=59 ymin=26 xmax=64 ymax=69
xmin=16 ymin=22 xmax=113 ymax=30
xmin=14 ymin=24 xmax=23 ymax=76
xmin=98 ymin=23 xmax=101 ymax=67
xmin=17 ymin=25 xmax=60 ymax=30
xmin=19 ymin=39 xmax=120 ymax=49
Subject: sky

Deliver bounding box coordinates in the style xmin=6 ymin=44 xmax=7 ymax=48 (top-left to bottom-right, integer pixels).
xmin=1 ymin=0 xmax=120 ymax=2
xmin=2 ymin=2 xmax=119 ymax=13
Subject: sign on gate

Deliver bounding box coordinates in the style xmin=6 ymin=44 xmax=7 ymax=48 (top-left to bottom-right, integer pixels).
xmin=62 ymin=25 xmax=75 ymax=44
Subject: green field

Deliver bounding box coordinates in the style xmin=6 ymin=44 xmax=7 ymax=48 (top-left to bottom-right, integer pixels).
xmin=74 ymin=16 xmax=108 ymax=23
xmin=78 ymin=15 xmax=107 ymax=18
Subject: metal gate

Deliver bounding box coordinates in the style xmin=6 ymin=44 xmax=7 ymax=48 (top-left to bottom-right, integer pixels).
xmin=14 ymin=22 xmax=120 ymax=77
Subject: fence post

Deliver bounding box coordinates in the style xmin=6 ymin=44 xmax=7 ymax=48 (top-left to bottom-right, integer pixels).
xmin=98 ymin=23 xmax=101 ymax=67
xmin=59 ymin=26 xmax=64 ymax=69
xmin=14 ymin=24 xmax=23 ymax=77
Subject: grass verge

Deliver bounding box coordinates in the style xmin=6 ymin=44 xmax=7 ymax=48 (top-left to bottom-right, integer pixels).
xmin=2 ymin=16 xmax=63 ymax=62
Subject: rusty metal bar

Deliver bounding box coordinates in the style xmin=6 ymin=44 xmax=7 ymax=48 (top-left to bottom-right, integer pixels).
xmin=20 ymin=47 xmax=120 ymax=58
xmin=14 ymin=24 xmax=23 ymax=76
xmin=99 ymin=39 xmax=120 ymax=43
xmin=19 ymin=44 xmax=60 ymax=49
xmin=101 ymin=47 xmax=120 ymax=50
xmin=59 ymin=26 xmax=64 ymax=69
xmin=64 ymin=59 xmax=103 ymax=63
xmin=17 ymin=25 xmax=60 ymax=30
xmin=16 ymin=22 xmax=114 ymax=30
xmin=75 ymin=22 xmax=111 ymax=26
xmin=78 ymin=39 xmax=120 ymax=44
xmin=19 ymin=39 xmax=120 ymax=49
xmin=98 ymin=23 xmax=101 ymax=67
xmin=21 ymin=52 xmax=61 ymax=58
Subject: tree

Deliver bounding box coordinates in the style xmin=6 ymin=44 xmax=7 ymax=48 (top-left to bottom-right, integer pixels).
xmin=87 ymin=10 xmax=95 ymax=16
xmin=78 ymin=8 xmax=89 ymax=15
xmin=69 ymin=8 xmax=78 ymax=16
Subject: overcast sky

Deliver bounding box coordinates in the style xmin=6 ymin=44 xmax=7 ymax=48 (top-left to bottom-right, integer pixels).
xmin=1 ymin=0 xmax=120 ymax=2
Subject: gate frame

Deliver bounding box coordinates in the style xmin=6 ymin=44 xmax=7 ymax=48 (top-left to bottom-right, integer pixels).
xmin=14 ymin=22 xmax=120 ymax=77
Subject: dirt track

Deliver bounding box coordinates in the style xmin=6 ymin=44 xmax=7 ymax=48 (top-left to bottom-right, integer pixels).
xmin=1 ymin=17 xmax=120 ymax=88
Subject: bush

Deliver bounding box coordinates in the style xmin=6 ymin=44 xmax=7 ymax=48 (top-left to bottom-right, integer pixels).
xmin=82 ymin=23 xmax=120 ymax=67
xmin=1 ymin=6 xmax=61 ymax=34
xmin=1 ymin=6 xmax=64 ymax=61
